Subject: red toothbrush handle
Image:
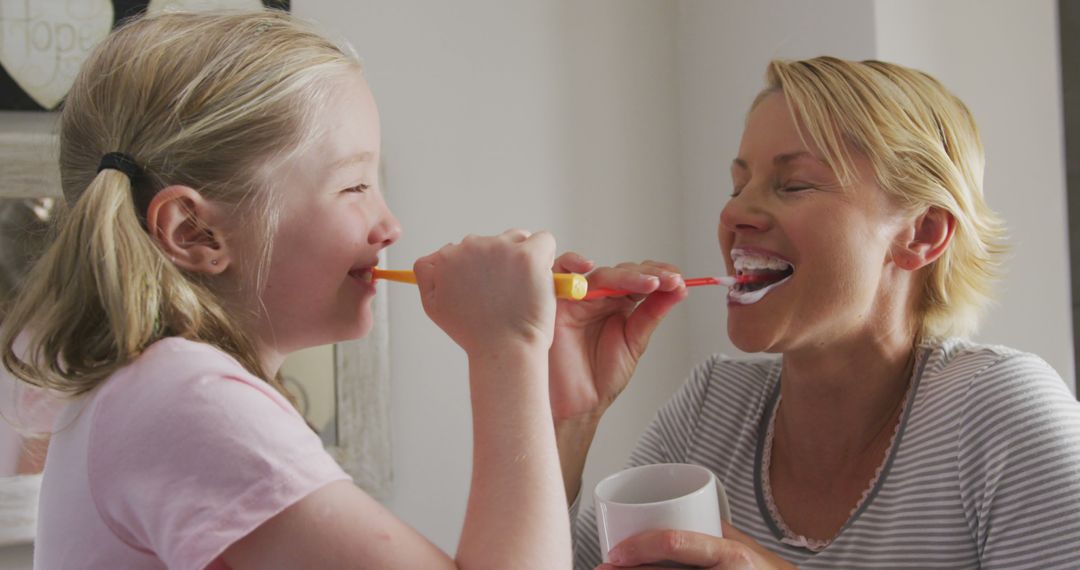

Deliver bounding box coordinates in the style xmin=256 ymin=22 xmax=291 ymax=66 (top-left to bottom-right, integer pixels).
xmin=581 ymin=276 xmax=724 ymax=300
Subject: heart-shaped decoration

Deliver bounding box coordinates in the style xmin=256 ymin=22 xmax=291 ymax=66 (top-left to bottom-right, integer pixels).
xmin=0 ymin=0 xmax=115 ymax=110
xmin=147 ymin=0 xmax=263 ymax=14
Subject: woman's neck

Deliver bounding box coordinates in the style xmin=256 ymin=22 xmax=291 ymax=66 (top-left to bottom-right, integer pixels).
xmin=775 ymin=331 xmax=917 ymax=465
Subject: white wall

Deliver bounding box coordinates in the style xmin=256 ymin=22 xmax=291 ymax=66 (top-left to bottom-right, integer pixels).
xmin=874 ymin=0 xmax=1075 ymax=390
xmin=293 ymin=0 xmax=688 ymax=552
xmin=676 ymin=0 xmax=877 ymax=367
xmin=294 ymin=0 xmax=1073 ymax=553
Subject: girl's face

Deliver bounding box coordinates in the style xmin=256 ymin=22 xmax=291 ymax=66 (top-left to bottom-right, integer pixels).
xmin=248 ymin=72 xmax=400 ymax=356
xmin=720 ymin=92 xmax=912 ymax=355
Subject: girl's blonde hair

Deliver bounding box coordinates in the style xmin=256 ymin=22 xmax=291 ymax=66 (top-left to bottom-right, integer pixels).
xmin=759 ymin=57 xmax=1007 ymax=339
xmin=1 ymin=10 xmax=361 ymax=397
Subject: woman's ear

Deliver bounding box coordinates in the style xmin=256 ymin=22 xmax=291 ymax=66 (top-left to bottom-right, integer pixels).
xmin=891 ymin=206 xmax=956 ymax=271
xmin=146 ymin=186 xmax=232 ymax=275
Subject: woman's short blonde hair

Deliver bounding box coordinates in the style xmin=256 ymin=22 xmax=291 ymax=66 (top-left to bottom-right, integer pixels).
xmin=759 ymin=57 xmax=1007 ymax=340
xmin=1 ymin=10 xmax=360 ymax=398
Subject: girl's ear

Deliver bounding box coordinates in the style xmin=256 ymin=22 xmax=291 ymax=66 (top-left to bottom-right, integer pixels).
xmin=146 ymin=186 xmax=232 ymax=275
xmin=891 ymin=206 xmax=956 ymax=271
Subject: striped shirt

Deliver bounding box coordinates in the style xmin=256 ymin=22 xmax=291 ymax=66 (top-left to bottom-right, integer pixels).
xmin=572 ymin=339 xmax=1080 ymax=568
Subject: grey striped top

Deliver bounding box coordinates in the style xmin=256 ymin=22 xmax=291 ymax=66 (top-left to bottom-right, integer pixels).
xmin=572 ymin=339 xmax=1080 ymax=569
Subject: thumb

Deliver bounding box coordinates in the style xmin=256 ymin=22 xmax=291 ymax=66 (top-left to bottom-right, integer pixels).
xmin=622 ymin=288 xmax=688 ymax=357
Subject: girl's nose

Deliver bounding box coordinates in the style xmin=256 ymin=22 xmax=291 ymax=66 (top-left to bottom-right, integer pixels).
xmin=371 ymin=203 xmax=402 ymax=247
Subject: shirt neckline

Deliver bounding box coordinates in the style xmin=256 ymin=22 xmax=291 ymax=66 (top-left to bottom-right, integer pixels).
xmin=752 ymin=347 xmax=929 ymax=553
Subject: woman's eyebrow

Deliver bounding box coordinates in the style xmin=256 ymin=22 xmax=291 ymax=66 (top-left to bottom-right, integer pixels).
xmin=774 ymin=151 xmax=823 ymax=166
xmin=731 ymin=152 xmax=822 ymax=170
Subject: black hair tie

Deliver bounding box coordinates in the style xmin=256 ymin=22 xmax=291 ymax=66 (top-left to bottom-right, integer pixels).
xmin=97 ymin=152 xmax=153 ymax=226
xmin=97 ymin=152 xmax=143 ymax=180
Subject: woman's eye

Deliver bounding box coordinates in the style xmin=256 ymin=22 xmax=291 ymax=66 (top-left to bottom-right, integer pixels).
xmin=780 ymin=184 xmax=813 ymax=193
xmin=345 ymin=184 xmax=370 ymax=193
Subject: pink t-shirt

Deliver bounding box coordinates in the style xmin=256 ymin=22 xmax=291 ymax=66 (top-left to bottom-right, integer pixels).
xmin=34 ymin=337 xmax=351 ymax=569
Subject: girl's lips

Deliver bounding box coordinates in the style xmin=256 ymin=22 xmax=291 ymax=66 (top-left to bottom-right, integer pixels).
xmin=348 ymin=267 xmax=376 ymax=285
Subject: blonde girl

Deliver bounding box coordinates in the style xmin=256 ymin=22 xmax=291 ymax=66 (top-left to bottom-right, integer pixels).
xmin=1 ymin=10 xmax=570 ymax=569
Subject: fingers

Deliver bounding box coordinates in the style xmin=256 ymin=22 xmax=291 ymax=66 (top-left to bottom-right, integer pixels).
xmin=412 ymin=253 xmax=440 ymax=315
xmin=496 ymin=228 xmax=531 ymax=243
xmin=588 ymin=260 xmax=684 ymax=297
xmin=523 ymin=230 xmax=557 ymax=265
xmin=623 ymin=285 xmax=688 ymax=357
xmin=553 ymin=251 xmax=595 ymax=274
xmin=605 ymin=530 xmax=755 ymax=569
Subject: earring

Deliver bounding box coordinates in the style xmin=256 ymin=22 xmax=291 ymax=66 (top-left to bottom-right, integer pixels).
xmin=210 ymin=259 xmax=219 ymax=266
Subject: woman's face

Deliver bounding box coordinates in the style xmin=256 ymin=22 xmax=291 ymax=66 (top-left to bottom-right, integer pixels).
xmin=720 ymin=92 xmax=912 ymax=354
xmin=245 ymin=72 xmax=401 ymax=356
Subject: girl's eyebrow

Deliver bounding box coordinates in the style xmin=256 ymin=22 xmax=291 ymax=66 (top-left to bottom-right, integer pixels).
xmin=331 ymin=151 xmax=375 ymax=170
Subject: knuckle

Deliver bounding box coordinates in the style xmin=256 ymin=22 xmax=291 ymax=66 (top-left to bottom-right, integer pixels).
xmin=660 ymin=530 xmax=684 ymax=555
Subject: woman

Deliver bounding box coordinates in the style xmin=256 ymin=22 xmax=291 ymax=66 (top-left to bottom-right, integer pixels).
xmin=552 ymin=57 xmax=1080 ymax=568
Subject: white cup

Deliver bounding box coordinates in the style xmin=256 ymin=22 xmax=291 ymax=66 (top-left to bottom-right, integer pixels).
xmin=594 ymin=463 xmax=732 ymax=563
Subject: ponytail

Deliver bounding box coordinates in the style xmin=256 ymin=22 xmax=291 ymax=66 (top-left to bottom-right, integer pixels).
xmin=1 ymin=11 xmax=354 ymax=404
xmin=1 ymin=170 xmax=288 ymax=401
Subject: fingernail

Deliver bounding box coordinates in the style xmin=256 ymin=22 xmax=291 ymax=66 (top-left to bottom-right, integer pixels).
xmin=607 ymin=550 xmax=624 ymax=564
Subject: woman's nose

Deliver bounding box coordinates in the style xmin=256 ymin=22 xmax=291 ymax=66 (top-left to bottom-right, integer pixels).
xmin=719 ymin=189 xmax=771 ymax=233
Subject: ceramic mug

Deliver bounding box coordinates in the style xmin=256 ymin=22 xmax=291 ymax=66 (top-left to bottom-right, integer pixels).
xmin=594 ymin=463 xmax=732 ymax=563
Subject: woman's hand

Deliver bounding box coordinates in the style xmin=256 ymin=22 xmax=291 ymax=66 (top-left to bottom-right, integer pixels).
xmin=414 ymin=229 xmax=557 ymax=357
xmin=548 ymin=253 xmax=687 ymax=501
xmin=548 ymin=253 xmax=687 ymax=422
xmin=596 ymin=522 xmax=795 ymax=570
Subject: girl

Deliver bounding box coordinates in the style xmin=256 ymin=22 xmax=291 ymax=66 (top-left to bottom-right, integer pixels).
xmin=1 ymin=10 xmax=570 ymax=569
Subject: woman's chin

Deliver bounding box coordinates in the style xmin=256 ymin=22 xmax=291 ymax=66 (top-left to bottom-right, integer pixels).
xmin=727 ymin=324 xmax=779 ymax=354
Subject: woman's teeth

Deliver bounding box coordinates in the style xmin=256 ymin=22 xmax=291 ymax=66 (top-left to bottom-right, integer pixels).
xmin=729 ymin=253 xmax=794 ymax=305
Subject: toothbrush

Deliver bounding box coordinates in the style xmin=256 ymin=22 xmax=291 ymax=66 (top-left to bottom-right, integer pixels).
xmin=581 ymin=274 xmax=767 ymax=300
xmin=371 ymin=268 xmax=589 ymax=300
xmin=371 ymin=268 xmax=764 ymax=302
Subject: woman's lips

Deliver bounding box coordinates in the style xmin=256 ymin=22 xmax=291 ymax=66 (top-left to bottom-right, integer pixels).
xmin=727 ymin=248 xmax=794 ymax=305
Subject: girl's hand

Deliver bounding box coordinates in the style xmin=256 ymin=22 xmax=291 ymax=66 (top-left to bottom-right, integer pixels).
xmin=414 ymin=229 xmax=557 ymax=356
xmin=548 ymin=253 xmax=687 ymax=422
xmin=597 ymin=522 xmax=795 ymax=570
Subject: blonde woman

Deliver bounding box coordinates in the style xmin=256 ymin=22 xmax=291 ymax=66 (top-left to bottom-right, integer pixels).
xmin=552 ymin=57 xmax=1080 ymax=568
xmin=1 ymin=11 xmax=570 ymax=570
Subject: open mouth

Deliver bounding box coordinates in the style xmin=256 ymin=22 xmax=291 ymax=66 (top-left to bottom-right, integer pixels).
xmin=348 ymin=266 xmax=375 ymax=284
xmin=728 ymin=249 xmax=794 ymax=305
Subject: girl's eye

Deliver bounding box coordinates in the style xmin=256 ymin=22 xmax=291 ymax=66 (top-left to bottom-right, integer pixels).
xmin=345 ymin=184 xmax=371 ymax=193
